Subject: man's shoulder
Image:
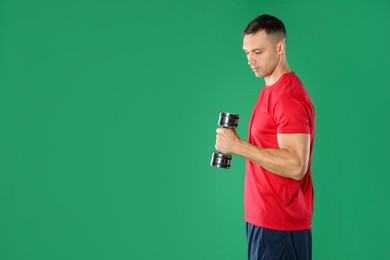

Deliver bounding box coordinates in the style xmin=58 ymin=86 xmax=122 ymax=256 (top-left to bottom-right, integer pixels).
xmin=282 ymin=73 xmax=309 ymax=97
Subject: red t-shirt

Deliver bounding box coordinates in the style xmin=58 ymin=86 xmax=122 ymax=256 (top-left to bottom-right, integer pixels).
xmin=244 ymin=72 xmax=316 ymax=231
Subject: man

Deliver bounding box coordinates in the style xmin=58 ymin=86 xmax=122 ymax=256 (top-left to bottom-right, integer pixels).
xmin=215 ymin=14 xmax=316 ymax=260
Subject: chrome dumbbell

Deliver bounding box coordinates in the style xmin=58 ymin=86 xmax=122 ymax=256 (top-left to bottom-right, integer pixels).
xmin=210 ymin=112 xmax=239 ymax=169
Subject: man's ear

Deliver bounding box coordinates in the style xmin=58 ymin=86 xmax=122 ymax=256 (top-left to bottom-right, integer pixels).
xmin=278 ymin=41 xmax=286 ymax=55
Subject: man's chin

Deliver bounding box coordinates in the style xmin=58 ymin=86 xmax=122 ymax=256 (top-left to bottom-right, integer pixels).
xmin=254 ymin=72 xmax=264 ymax=78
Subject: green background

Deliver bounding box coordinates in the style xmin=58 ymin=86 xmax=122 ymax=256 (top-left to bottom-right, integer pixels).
xmin=1 ymin=0 xmax=389 ymax=259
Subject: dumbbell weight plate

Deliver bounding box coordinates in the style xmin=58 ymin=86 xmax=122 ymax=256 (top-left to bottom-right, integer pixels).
xmin=218 ymin=112 xmax=239 ymax=129
xmin=210 ymin=152 xmax=232 ymax=169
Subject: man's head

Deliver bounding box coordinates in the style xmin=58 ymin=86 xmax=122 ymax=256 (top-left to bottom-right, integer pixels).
xmin=242 ymin=14 xmax=287 ymax=79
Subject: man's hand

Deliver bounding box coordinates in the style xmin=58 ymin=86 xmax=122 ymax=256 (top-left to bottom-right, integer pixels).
xmin=215 ymin=128 xmax=241 ymax=154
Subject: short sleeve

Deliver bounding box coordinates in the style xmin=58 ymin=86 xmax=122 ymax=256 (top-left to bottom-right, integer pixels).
xmin=273 ymin=93 xmax=311 ymax=134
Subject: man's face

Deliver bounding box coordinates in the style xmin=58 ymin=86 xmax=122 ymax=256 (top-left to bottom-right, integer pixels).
xmin=243 ymin=30 xmax=282 ymax=78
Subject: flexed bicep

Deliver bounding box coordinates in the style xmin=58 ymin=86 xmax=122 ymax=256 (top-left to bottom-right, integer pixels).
xmin=277 ymin=133 xmax=310 ymax=180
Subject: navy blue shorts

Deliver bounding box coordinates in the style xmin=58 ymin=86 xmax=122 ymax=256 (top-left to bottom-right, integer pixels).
xmin=246 ymin=222 xmax=312 ymax=260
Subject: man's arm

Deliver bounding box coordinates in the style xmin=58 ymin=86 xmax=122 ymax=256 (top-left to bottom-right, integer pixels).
xmin=215 ymin=128 xmax=310 ymax=180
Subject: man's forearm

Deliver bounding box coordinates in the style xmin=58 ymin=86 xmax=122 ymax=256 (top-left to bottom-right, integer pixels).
xmin=234 ymin=140 xmax=306 ymax=180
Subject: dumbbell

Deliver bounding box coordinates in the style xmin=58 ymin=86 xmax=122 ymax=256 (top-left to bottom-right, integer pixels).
xmin=210 ymin=112 xmax=240 ymax=169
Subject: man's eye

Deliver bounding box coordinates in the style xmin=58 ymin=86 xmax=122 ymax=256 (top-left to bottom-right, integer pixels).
xmin=255 ymin=51 xmax=263 ymax=55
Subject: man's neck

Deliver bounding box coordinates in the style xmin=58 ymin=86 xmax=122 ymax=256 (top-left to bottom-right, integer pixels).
xmin=264 ymin=62 xmax=291 ymax=86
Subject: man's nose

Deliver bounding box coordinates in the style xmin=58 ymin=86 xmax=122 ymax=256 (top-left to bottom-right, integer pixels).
xmin=247 ymin=55 xmax=256 ymax=65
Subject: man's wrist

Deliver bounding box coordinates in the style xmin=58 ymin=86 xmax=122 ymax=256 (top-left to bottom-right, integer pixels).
xmin=234 ymin=139 xmax=247 ymax=156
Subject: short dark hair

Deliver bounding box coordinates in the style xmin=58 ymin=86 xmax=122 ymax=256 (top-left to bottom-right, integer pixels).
xmin=243 ymin=14 xmax=286 ymax=41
